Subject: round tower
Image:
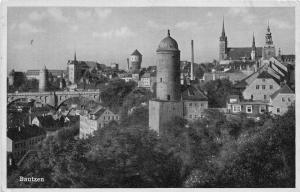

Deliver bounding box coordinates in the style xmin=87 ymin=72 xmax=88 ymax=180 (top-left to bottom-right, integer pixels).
xmin=130 ymin=49 xmax=142 ymax=72
xmin=39 ymin=66 xmax=48 ymax=92
xmin=156 ymin=30 xmax=181 ymax=101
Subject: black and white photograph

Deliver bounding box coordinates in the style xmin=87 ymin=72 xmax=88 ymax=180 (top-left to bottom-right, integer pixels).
xmin=1 ymin=0 xmax=298 ymax=190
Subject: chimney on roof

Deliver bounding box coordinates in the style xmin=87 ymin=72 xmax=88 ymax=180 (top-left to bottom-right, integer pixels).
xmin=191 ymin=40 xmax=194 ymax=81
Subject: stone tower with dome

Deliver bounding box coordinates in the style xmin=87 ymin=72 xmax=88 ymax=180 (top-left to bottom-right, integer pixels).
xmin=149 ymin=30 xmax=209 ymax=134
xmin=149 ymin=30 xmax=184 ymax=134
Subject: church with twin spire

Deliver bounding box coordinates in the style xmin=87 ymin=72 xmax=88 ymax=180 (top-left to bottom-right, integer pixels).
xmin=219 ymin=18 xmax=276 ymax=64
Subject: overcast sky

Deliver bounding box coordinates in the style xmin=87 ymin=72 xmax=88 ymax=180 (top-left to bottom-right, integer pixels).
xmin=7 ymin=7 xmax=295 ymax=72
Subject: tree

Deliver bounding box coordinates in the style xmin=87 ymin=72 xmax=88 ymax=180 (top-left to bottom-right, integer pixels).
xmin=202 ymin=79 xmax=235 ymax=108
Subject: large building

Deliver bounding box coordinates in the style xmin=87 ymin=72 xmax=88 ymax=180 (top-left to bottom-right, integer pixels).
xmin=7 ymin=125 xmax=46 ymax=163
xmin=149 ymin=30 xmax=208 ymax=134
xmin=67 ymin=52 xmax=104 ymax=84
xmin=219 ymin=18 xmax=277 ymax=63
xmin=269 ymin=84 xmax=295 ymax=115
xmin=79 ymin=105 xmax=119 ymax=139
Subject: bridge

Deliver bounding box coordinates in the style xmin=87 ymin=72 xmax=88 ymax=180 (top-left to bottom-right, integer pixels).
xmin=7 ymin=90 xmax=102 ymax=108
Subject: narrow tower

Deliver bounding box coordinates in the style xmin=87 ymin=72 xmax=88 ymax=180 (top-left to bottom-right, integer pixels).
xmin=149 ymin=30 xmax=183 ymax=134
xmin=251 ymin=33 xmax=256 ymax=61
xmin=156 ymin=30 xmax=181 ymax=101
xmin=219 ymin=17 xmax=228 ymax=62
xmin=262 ymin=21 xmax=276 ymax=60
xmin=39 ymin=65 xmax=48 ymax=92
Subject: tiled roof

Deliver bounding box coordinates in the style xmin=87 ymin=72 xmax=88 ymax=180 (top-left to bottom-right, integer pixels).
xmin=131 ymin=49 xmax=142 ymax=56
xmin=270 ymin=84 xmax=294 ymax=99
xmin=7 ymin=125 xmax=46 ymax=142
xmin=181 ymin=85 xmax=208 ymax=101
xmin=227 ymin=47 xmax=262 ymax=60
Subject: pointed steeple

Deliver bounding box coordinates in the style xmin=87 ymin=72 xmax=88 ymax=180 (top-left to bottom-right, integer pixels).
xmin=278 ymin=47 xmax=281 ymax=56
xmin=252 ymin=32 xmax=256 ymax=49
xmin=221 ymin=16 xmax=225 ymax=37
xmin=167 ymin=29 xmax=170 ymax=37
xmin=265 ymin=20 xmax=273 ymax=45
xmin=220 ymin=16 xmax=227 ymax=41
xmin=74 ymin=51 xmax=77 ymax=61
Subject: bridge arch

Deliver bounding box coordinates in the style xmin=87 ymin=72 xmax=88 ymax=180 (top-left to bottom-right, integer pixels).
xmin=56 ymin=95 xmax=101 ymax=109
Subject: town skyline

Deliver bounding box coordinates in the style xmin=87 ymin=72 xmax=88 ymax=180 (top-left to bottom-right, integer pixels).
xmin=7 ymin=7 xmax=295 ymax=72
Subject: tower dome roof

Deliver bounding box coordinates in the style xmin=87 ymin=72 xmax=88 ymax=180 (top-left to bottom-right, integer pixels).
xmin=157 ymin=30 xmax=179 ymax=52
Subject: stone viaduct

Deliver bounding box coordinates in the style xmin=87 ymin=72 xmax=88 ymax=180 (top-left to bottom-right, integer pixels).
xmin=7 ymin=90 xmax=102 ymax=108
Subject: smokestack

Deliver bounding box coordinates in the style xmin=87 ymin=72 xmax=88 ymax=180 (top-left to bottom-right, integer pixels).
xmin=127 ymin=58 xmax=130 ymax=72
xmin=191 ymin=40 xmax=194 ymax=81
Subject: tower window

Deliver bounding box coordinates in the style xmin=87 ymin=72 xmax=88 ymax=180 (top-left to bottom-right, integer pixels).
xmin=160 ymin=78 xmax=162 ymax=82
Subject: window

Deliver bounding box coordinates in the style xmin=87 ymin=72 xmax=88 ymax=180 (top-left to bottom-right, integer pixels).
xmin=194 ymin=115 xmax=197 ymax=118
xmin=108 ymin=116 xmax=110 ymax=120
xmin=282 ymin=97 xmax=285 ymax=102
xmin=270 ymin=85 xmax=273 ymax=89
xmin=288 ymin=97 xmax=291 ymax=102
xmin=201 ymin=103 xmax=204 ymax=107
xmin=160 ymin=78 xmax=162 ymax=82
xmin=233 ymin=105 xmax=241 ymax=113
xmin=246 ymin=105 xmax=252 ymax=113
xmin=256 ymin=85 xmax=259 ymax=89
xmin=264 ymin=95 xmax=267 ymax=100
xmin=251 ymin=95 xmax=253 ymax=100
xmin=277 ymin=108 xmax=280 ymax=113
xmin=189 ymin=103 xmax=192 ymax=106
xmin=262 ymin=85 xmax=266 ymax=89
xmin=262 ymin=78 xmax=265 ymax=82
xmin=167 ymin=95 xmax=170 ymax=101
xmin=260 ymin=105 xmax=266 ymax=113
xmin=103 ymin=116 xmax=105 ymax=120
xmin=189 ymin=115 xmax=192 ymax=118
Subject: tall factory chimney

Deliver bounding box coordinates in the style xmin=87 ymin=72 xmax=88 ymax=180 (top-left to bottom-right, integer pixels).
xmin=191 ymin=40 xmax=194 ymax=81
xmin=127 ymin=58 xmax=130 ymax=72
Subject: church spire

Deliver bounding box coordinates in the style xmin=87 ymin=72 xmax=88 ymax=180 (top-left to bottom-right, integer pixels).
xmin=252 ymin=32 xmax=256 ymax=50
xmin=221 ymin=16 xmax=225 ymax=37
xmin=265 ymin=21 xmax=273 ymax=45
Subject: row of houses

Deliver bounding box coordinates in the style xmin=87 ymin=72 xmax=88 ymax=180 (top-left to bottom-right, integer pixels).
xmin=226 ymin=57 xmax=295 ymax=117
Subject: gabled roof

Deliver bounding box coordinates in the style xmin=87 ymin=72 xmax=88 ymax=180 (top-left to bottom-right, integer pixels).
xmin=270 ymin=84 xmax=294 ymax=99
xmin=181 ymin=85 xmax=208 ymax=101
xmin=131 ymin=49 xmax=142 ymax=56
xmin=257 ymin=70 xmax=281 ymax=85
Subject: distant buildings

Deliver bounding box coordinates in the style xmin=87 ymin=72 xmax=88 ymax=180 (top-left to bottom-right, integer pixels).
xmin=79 ymin=105 xmax=119 ymax=139
xmin=26 ymin=69 xmax=66 ymax=80
xmin=219 ymin=18 xmax=278 ymax=63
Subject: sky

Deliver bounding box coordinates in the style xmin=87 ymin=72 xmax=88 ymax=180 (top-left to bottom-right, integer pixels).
xmin=7 ymin=7 xmax=295 ymax=72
